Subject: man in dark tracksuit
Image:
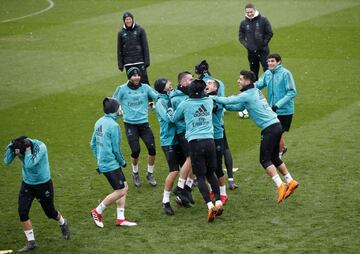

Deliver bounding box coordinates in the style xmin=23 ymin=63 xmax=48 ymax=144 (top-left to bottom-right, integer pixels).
xmin=239 ymin=3 xmax=273 ymax=80
xmin=117 ymin=12 xmax=150 ymax=84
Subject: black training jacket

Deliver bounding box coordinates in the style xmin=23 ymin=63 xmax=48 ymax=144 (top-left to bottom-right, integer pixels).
xmin=117 ymin=23 xmax=150 ymax=70
xmin=238 ymin=14 xmax=273 ymax=52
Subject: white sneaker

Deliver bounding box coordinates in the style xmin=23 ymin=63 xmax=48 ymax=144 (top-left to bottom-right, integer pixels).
xmin=91 ymin=208 xmax=104 ymax=228
xmin=115 ymin=219 xmax=137 ymax=227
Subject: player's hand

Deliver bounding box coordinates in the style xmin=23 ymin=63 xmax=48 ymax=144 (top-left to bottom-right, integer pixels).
xmin=167 ymin=107 xmax=174 ymax=116
xmin=122 ymin=162 xmax=127 ymax=168
xmin=271 ymin=105 xmax=278 ymax=112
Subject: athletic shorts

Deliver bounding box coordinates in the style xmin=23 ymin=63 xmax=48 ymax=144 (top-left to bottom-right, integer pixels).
xmin=189 ymin=139 xmax=216 ymax=177
xmin=18 ymin=180 xmax=58 ymax=221
xmin=176 ymin=132 xmax=189 ymax=157
xmin=277 ymin=115 xmax=293 ymax=132
xmin=104 ymin=168 xmax=126 ymax=190
xmin=161 ymin=145 xmax=185 ymax=172
xmin=260 ymin=123 xmax=283 ymax=169
xmin=124 ymin=122 xmax=156 ymax=156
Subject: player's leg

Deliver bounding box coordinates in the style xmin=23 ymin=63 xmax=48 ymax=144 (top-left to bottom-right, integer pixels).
xmin=277 ymin=115 xmax=293 ymax=158
xmin=139 ymin=123 xmax=157 ymax=187
xmin=18 ymin=182 xmax=37 ymax=252
xmin=214 ymin=139 xmax=228 ymax=205
xmin=125 ymin=123 xmax=142 ymax=187
xmin=222 ymin=127 xmax=238 ymax=190
xmin=248 ymin=51 xmax=260 ymax=80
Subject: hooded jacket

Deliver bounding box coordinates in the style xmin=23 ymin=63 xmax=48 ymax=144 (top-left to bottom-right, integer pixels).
xmin=155 ymin=93 xmax=177 ymax=146
xmin=255 ymin=64 xmax=297 ymax=115
xmin=169 ymin=86 xmax=189 ymax=134
xmin=90 ymin=114 xmax=126 ymax=173
xmin=117 ymin=22 xmax=150 ymax=70
xmin=239 ymin=11 xmax=273 ymax=52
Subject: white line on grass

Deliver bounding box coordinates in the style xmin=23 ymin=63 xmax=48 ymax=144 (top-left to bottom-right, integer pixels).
xmin=0 ymin=0 xmax=55 ymax=24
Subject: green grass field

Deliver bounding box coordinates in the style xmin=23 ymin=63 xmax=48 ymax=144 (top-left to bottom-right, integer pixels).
xmin=1 ymin=0 xmax=360 ymax=253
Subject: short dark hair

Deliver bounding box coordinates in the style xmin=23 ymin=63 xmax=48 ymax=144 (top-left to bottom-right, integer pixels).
xmin=240 ymin=70 xmax=256 ymax=83
xmin=177 ymin=71 xmax=191 ymax=83
xmin=267 ymin=53 xmax=282 ymax=62
xmin=245 ymin=3 xmax=256 ymax=9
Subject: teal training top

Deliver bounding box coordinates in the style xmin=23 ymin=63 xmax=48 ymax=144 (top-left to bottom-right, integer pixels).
xmin=215 ymin=85 xmax=279 ymax=130
xmin=155 ymin=93 xmax=178 ymax=146
xmin=169 ymin=88 xmax=188 ymax=134
xmin=170 ymin=97 xmax=214 ymax=142
xmin=3 ymin=139 xmax=51 ymax=185
xmin=90 ymin=114 xmax=126 ymax=173
xmin=113 ymin=82 xmax=158 ymax=124
xmin=255 ymin=64 xmax=297 ymax=115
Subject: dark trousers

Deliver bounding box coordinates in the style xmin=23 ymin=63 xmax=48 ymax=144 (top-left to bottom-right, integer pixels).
xmin=247 ymin=49 xmax=269 ymax=80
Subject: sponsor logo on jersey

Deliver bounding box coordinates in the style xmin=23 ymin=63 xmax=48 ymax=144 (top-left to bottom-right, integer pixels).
xmin=194 ymin=104 xmax=210 ymax=117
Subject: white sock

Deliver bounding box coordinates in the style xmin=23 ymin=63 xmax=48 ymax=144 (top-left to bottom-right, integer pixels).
xmin=220 ymin=185 xmax=227 ymax=196
xmin=279 ymin=152 xmax=282 ymax=159
xmin=24 ymin=229 xmax=35 ymax=241
xmin=96 ymin=202 xmax=106 ymax=214
xmin=284 ymin=173 xmax=293 ymax=184
xmin=272 ymin=174 xmax=283 ymax=187
xmin=228 ymin=178 xmax=234 ymax=182
xmin=147 ymin=164 xmax=154 ymax=174
xmin=185 ymin=177 xmax=194 ymax=188
xmin=215 ymin=200 xmax=223 ymax=206
xmin=57 ymin=215 xmax=65 ymax=225
xmin=208 ymin=183 xmax=213 ymax=192
xmin=162 ymin=191 xmax=171 ymax=203
xmin=132 ymin=164 xmax=139 ymax=174
xmin=177 ymin=178 xmax=185 ymax=189
xmin=207 ymin=202 xmax=214 ymax=210
xmin=117 ymin=208 xmax=125 ymax=220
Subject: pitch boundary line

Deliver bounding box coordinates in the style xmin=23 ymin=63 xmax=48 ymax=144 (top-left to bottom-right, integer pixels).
xmin=0 ymin=0 xmax=55 ymax=24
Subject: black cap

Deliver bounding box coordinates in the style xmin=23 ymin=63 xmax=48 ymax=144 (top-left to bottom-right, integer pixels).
xmin=123 ymin=12 xmax=134 ymax=21
xmin=126 ymin=67 xmax=141 ymax=79
xmin=12 ymin=136 xmax=30 ymax=156
xmin=154 ymin=78 xmax=168 ymax=94
xmin=103 ymin=97 xmax=120 ymax=114
xmin=195 ymin=60 xmax=210 ymax=75
xmin=189 ymin=79 xmax=206 ymax=98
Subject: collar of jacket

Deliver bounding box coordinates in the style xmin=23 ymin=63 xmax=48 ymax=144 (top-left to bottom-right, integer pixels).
xmin=123 ymin=22 xmax=136 ymax=30
xmin=177 ymin=84 xmax=189 ymax=95
xmin=271 ymin=64 xmax=282 ymax=74
xmin=158 ymin=93 xmax=169 ymax=99
xmin=127 ymin=81 xmax=142 ymax=90
xmin=105 ymin=113 xmax=120 ymax=121
xmin=189 ymin=91 xmax=208 ymax=99
xmin=240 ymin=83 xmax=255 ymax=92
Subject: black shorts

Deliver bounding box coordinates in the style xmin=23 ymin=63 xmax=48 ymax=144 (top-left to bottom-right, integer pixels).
xmin=162 ymin=145 xmax=185 ymax=172
xmin=124 ymin=122 xmax=156 ymax=157
xmin=214 ymin=138 xmax=225 ymax=178
xmin=18 ymin=180 xmax=58 ymax=221
xmin=189 ymin=139 xmax=216 ymax=177
xmin=176 ymin=132 xmax=190 ymax=157
xmin=277 ymin=115 xmax=293 ymax=132
xmin=260 ymin=123 xmax=283 ymax=169
xmin=104 ymin=168 xmax=126 ymax=190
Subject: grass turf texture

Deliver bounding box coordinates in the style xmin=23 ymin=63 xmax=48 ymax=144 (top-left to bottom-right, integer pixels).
xmin=1 ymin=0 xmax=360 ymax=253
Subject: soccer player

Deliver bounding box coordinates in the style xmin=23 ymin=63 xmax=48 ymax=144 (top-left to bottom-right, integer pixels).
xmin=195 ymin=60 xmax=239 ymax=190
xmin=255 ymin=53 xmax=297 ymax=158
xmin=90 ymin=97 xmax=137 ymax=228
xmin=113 ymin=67 xmax=158 ymax=187
xmin=169 ymin=79 xmax=224 ymax=222
xmin=213 ymin=70 xmax=299 ymax=204
xmin=154 ymin=78 xmax=185 ymax=215
xmin=169 ymin=71 xmax=195 ymax=207
xmin=205 ymin=79 xmax=229 ymax=205
xmin=3 ymin=136 xmax=70 ymax=252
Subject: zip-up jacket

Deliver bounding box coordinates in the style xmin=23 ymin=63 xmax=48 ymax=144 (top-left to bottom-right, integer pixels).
xmin=117 ymin=23 xmax=150 ymax=70
xmin=90 ymin=114 xmax=126 ymax=173
xmin=239 ymin=13 xmax=273 ymax=52
xmin=255 ymin=64 xmax=297 ymax=115
xmin=169 ymin=87 xmax=189 ymax=134
xmin=155 ymin=93 xmax=177 ymax=146
xmin=113 ymin=82 xmax=158 ymax=124
xmin=216 ymin=85 xmax=279 ymax=130
xmin=4 ymin=139 xmax=51 ymax=185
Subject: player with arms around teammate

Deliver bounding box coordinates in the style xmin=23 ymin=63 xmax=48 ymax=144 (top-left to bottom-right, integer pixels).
xmin=3 ymin=136 xmax=70 ymax=252
xmin=154 ymin=78 xmax=185 ymax=215
xmin=113 ymin=67 xmax=158 ymax=187
xmin=169 ymin=79 xmax=224 ymax=222
xmin=214 ymin=70 xmax=298 ymax=204
xmin=255 ymin=53 xmax=297 ymax=158
xmin=90 ymin=97 xmax=137 ymax=228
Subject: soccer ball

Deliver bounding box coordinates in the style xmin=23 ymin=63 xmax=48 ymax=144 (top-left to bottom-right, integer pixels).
xmin=238 ymin=109 xmax=249 ymax=119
